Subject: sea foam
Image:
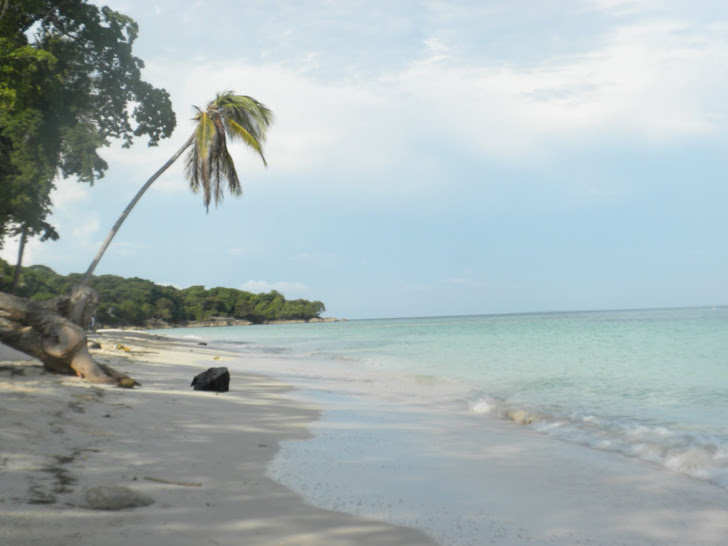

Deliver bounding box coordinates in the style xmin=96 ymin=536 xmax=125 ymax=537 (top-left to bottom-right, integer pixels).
xmin=468 ymin=394 xmax=728 ymax=490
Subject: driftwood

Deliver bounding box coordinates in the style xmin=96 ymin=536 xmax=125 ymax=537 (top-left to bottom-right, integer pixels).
xmin=144 ymin=476 xmax=202 ymax=487
xmin=0 ymin=287 xmax=137 ymax=387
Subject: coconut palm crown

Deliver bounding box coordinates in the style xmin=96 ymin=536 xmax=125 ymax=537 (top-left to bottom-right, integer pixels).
xmin=186 ymin=91 xmax=274 ymax=210
xmin=80 ymin=90 xmax=273 ymax=285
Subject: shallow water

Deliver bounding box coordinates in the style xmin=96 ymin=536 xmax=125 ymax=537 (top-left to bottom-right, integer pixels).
xmin=158 ymin=306 xmax=728 ymax=492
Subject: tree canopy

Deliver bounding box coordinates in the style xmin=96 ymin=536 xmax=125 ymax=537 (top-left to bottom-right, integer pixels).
xmin=0 ymin=0 xmax=176 ymax=246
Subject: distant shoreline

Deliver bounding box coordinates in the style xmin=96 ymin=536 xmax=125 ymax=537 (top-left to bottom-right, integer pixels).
xmin=98 ymin=316 xmax=343 ymax=331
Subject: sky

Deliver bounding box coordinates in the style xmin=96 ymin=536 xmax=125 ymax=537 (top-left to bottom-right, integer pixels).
xmin=2 ymin=0 xmax=728 ymax=319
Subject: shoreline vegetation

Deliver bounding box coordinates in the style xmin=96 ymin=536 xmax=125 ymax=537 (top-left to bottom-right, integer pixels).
xmin=121 ymin=315 xmax=342 ymax=331
xmin=0 ymin=259 xmax=333 ymax=329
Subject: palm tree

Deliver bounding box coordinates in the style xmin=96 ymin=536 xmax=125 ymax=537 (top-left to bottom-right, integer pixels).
xmin=79 ymin=91 xmax=273 ymax=286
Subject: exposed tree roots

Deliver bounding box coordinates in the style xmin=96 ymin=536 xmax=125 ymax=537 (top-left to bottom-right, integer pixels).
xmin=0 ymin=288 xmax=138 ymax=387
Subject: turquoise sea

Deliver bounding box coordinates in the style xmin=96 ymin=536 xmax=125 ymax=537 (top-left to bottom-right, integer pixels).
xmin=159 ymin=306 xmax=728 ymax=492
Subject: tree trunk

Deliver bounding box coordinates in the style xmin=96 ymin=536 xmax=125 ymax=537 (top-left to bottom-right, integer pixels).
xmin=79 ymin=132 xmax=194 ymax=286
xmin=10 ymin=229 xmax=27 ymax=294
xmin=0 ymin=134 xmax=195 ymax=386
xmin=0 ymin=289 xmax=137 ymax=387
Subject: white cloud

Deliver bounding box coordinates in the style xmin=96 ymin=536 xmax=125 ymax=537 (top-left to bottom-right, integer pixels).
xmin=51 ymin=177 xmax=91 ymax=211
xmin=106 ymin=240 xmax=150 ymax=257
xmin=239 ymin=280 xmax=310 ymax=297
xmin=8 ymin=7 xmax=727 ymax=268
xmin=0 ymin=235 xmax=45 ymax=267
xmin=393 ymin=20 xmax=724 ymax=161
xmin=0 ymin=177 xmax=96 ymax=266
xmin=424 ymin=37 xmax=448 ymax=53
xmin=72 ymin=217 xmax=100 ymax=240
xmin=587 ymin=0 xmax=656 ymax=15
xmin=138 ymin=61 xmax=419 ymax=196
xmin=10 ymin=17 xmax=713 ymax=273
xmin=97 ymin=134 xmax=190 ymax=195
xmin=423 ymin=37 xmax=449 ymax=63
xmin=138 ymin=16 xmax=727 ymax=185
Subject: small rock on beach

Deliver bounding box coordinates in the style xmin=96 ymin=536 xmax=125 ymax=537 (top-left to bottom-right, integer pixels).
xmin=84 ymin=485 xmax=154 ymax=510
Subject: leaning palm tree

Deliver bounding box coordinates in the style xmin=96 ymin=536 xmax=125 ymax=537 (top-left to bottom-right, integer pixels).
xmin=79 ymin=91 xmax=273 ymax=286
xmin=0 ymin=92 xmax=272 ymax=386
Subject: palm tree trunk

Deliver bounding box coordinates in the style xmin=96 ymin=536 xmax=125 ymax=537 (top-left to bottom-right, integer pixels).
xmin=79 ymin=133 xmax=195 ymax=286
xmin=10 ymin=228 xmax=27 ymax=294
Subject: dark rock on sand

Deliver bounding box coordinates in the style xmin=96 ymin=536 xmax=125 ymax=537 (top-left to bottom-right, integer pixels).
xmin=191 ymin=367 xmax=230 ymax=392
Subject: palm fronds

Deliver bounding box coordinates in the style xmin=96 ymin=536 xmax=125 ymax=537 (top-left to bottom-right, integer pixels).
xmin=185 ymin=91 xmax=273 ymax=210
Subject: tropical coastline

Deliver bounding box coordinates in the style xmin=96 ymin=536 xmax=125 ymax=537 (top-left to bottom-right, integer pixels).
xmin=3 ymin=2 xmax=728 ymax=544
xmin=2 ymin=312 xmax=728 ymax=545
xmin=161 ymin=310 xmax=728 ymax=545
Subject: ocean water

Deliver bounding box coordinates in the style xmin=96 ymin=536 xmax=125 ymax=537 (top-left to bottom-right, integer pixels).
xmin=159 ymin=307 xmax=728 ymax=492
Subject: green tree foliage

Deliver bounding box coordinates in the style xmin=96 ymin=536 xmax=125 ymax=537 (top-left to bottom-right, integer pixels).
xmin=187 ymin=91 xmax=272 ymax=210
xmin=0 ymin=0 xmax=176 ymax=246
xmin=0 ymin=258 xmax=327 ymax=326
xmin=0 ymin=40 xmax=60 ymax=244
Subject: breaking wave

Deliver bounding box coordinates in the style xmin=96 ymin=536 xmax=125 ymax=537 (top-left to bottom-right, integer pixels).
xmin=468 ymin=394 xmax=728 ymax=490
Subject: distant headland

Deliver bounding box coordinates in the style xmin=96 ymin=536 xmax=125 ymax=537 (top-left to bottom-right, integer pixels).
xmin=0 ymin=259 xmax=332 ymax=329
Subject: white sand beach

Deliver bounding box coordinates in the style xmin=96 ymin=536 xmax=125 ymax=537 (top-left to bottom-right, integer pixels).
xmin=1 ymin=332 xmax=727 ymax=545
xmin=0 ymin=333 xmax=435 ymax=546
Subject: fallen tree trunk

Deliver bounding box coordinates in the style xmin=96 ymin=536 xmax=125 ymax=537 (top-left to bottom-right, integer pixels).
xmin=0 ymin=288 xmax=137 ymax=387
